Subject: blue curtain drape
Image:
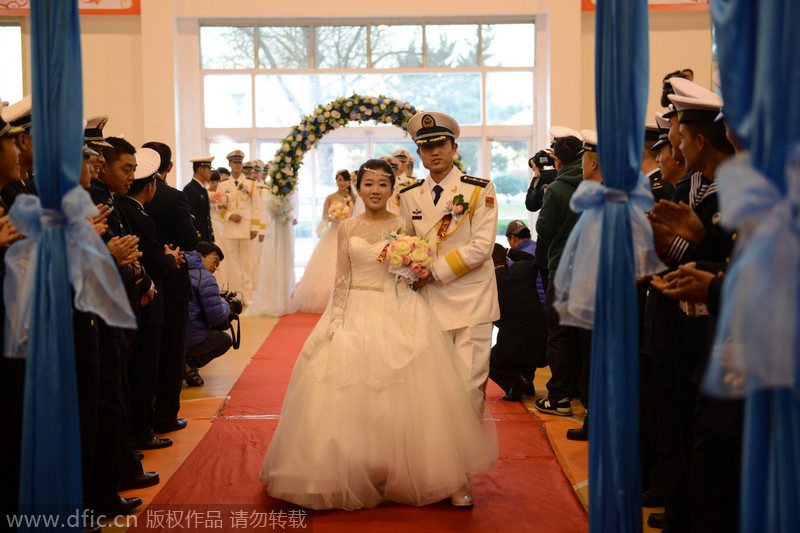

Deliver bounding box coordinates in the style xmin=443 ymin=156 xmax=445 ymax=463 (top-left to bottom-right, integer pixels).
xmin=17 ymin=0 xmax=84 ymax=529
xmin=709 ymin=1 xmax=800 ymax=531
xmin=589 ymin=0 xmax=649 ymax=531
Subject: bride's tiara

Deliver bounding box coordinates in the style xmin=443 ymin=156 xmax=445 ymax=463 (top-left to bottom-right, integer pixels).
xmin=364 ymin=168 xmax=392 ymax=178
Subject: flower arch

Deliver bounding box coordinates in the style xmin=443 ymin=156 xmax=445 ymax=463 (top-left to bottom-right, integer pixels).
xmin=266 ymin=94 xmax=415 ymax=196
xmin=266 ymin=93 xmax=462 ymax=197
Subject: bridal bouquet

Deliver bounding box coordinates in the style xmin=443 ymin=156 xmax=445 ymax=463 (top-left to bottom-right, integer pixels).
xmin=379 ymin=231 xmax=434 ymax=285
xmin=328 ymin=201 xmax=351 ymax=222
xmin=266 ymin=193 xmax=295 ymax=224
xmin=210 ymin=191 xmax=227 ymax=204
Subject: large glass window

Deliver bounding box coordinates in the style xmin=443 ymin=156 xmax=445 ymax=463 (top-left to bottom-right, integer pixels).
xmin=0 ymin=24 xmax=23 ymax=103
xmin=199 ymin=20 xmax=541 ymax=269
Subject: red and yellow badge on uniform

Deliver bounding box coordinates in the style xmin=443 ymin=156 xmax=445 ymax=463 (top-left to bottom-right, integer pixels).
xmin=485 ymin=196 xmax=495 ymax=208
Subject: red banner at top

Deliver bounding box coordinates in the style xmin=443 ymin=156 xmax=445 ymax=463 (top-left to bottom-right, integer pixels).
xmin=582 ymin=0 xmax=709 ymax=10
xmin=0 ymin=0 xmax=141 ymax=16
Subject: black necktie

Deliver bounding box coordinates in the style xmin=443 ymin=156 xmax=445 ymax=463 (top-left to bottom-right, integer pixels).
xmin=433 ymin=184 xmax=443 ymax=206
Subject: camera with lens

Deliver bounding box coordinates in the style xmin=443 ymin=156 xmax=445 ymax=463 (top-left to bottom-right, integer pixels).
xmin=530 ymin=149 xmax=555 ymax=170
xmin=221 ymin=289 xmax=244 ymax=317
xmin=216 ymin=289 xmax=244 ymax=349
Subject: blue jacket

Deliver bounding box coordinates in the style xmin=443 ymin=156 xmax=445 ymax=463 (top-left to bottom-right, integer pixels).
xmin=187 ymin=251 xmax=230 ymax=347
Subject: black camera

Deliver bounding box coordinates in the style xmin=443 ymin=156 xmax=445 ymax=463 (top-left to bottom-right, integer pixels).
xmin=530 ymin=149 xmax=555 ymax=170
xmin=221 ymin=289 xmax=244 ymax=317
xmin=217 ymin=289 xmax=244 ymax=349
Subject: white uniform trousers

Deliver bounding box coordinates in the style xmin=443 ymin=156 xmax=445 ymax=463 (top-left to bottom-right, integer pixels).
xmin=225 ymin=237 xmax=253 ymax=303
xmin=444 ymin=322 xmax=493 ymax=416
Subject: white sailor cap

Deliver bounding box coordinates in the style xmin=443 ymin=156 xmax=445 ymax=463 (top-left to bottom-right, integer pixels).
xmin=81 ymin=119 xmax=98 ymax=156
xmin=666 ymin=78 xmax=723 ymax=123
xmin=253 ymin=159 xmax=264 ymax=170
xmin=0 ymin=99 xmax=22 ymax=138
xmin=190 ymin=156 xmax=215 ymax=167
xmin=242 ymin=160 xmax=254 ymax=172
xmin=226 ymin=150 xmax=245 ymax=162
xmin=2 ymin=95 xmax=32 ymax=131
xmin=645 ymin=125 xmax=661 ymax=143
xmin=549 ymin=126 xmax=582 ymax=141
xmin=578 ymin=129 xmax=597 ymax=154
xmin=668 ymin=95 xmax=723 ymax=124
xmin=651 ymin=112 xmax=672 ymax=151
xmin=133 ymin=147 xmax=161 ymax=180
xmin=84 ymin=115 xmax=113 ymax=147
xmin=407 ymin=111 xmax=460 ymax=145
xmin=392 ymin=149 xmax=412 ymax=162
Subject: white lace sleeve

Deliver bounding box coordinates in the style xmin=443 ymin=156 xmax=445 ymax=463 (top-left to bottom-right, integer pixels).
xmin=326 ymin=218 xmax=351 ymax=337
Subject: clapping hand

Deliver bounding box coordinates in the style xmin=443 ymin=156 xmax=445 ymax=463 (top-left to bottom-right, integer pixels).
xmin=107 ymin=234 xmax=141 ymax=266
xmin=0 ymin=208 xmax=22 ymax=247
xmin=650 ymin=262 xmax=718 ymax=304
xmin=650 ymin=200 xmax=705 ymax=244
xmin=88 ymin=203 xmax=111 ymax=236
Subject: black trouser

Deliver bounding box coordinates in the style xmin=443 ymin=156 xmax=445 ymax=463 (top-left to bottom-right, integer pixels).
xmin=544 ymin=280 xmax=588 ymax=404
xmin=152 ymin=301 xmax=189 ymax=428
xmin=128 ymin=324 xmax=161 ymax=446
xmin=74 ymin=311 xmax=100 ymax=515
xmin=92 ymin=325 xmax=142 ymax=509
xmin=690 ymin=393 xmax=744 ymax=533
xmin=640 ymin=349 xmax=661 ymax=494
xmin=186 ymin=329 xmax=232 ymax=368
xmin=488 ymin=344 xmax=535 ymax=393
xmin=0 ymin=356 xmax=25 ymax=525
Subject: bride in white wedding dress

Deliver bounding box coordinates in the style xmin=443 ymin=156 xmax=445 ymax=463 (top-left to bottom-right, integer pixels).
xmin=293 ymin=169 xmax=357 ymax=313
xmin=260 ymin=159 xmax=497 ymax=510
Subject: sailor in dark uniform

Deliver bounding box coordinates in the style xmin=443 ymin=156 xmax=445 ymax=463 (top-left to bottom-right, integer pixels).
xmin=184 ymin=155 xmax=215 ymax=242
xmin=141 ymin=141 xmax=199 ymax=434
xmin=0 ymin=95 xmax=37 ymax=208
xmin=117 ymin=147 xmax=183 ymax=453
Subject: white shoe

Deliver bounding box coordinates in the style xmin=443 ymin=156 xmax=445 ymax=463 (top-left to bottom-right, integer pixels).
xmin=450 ymin=485 xmax=473 ymax=508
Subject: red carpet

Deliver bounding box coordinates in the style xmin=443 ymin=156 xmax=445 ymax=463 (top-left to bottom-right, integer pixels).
xmin=129 ymin=313 xmax=588 ymax=532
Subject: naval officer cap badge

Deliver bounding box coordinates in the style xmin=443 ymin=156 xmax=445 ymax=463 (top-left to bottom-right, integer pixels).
xmin=407 ymin=111 xmax=460 ymax=146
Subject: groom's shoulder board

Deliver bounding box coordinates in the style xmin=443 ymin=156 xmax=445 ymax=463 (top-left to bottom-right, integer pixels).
xmin=400 ymin=179 xmax=424 ymax=193
xmin=460 ymin=175 xmax=490 ymax=188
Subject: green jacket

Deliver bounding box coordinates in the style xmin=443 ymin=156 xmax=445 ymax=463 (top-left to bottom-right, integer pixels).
xmin=534 ymin=159 xmax=583 ymax=279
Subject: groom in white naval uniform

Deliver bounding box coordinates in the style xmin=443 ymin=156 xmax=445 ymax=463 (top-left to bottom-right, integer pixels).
xmin=399 ymin=111 xmax=500 ymax=508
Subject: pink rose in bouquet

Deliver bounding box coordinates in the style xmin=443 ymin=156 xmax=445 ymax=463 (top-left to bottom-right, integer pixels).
xmin=328 ymin=201 xmax=352 ymax=222
xmin=379 ymin=231 xmax=434 ymax=285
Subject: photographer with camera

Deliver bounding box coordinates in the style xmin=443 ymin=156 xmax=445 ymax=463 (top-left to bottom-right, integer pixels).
xmin=524 ymin=150 xmax=558 ymax=298
xmin=525 ymin=149 xmax=557 ymax=213
xmin=185 ymin=242 xmax=234 ymax=386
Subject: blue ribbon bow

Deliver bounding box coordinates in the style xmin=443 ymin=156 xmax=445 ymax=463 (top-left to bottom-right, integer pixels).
xmin=704 ymin=148 xmax=800 ymax=399
xmin=4 ymin=187 xmax=136 ymax=358
xmin=553 ymin=173 xmax=665 ymax=329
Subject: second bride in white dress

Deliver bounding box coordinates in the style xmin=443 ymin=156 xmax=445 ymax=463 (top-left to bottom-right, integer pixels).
xmin=260 ymin=159 xmax=497 ymax=510
xmin=293 ymin=169 xmax=357 ymax=313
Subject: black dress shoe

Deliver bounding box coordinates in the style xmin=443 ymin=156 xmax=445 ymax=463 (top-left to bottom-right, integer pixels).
xmin=647 ymin=512 xmax=665 ymax=529
xmin=152 ymin=418 xmax=187 ymax=434
xmin=101 ymin=496 xmax=142 ymax=516
xmin=119 ymin=471 xmax=160 ymax=491
xmin=137 ymin=435 xmax=173 ymax=450
xmin=566 ymin=414 xmax=588 ymax=441
xmin=502 ymin=375 xmax=529 ymax=401
xmin=642 ymin=486 xmax=665 ymax=507
xmin=185 ymin=364 xmax=204 ymax=387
